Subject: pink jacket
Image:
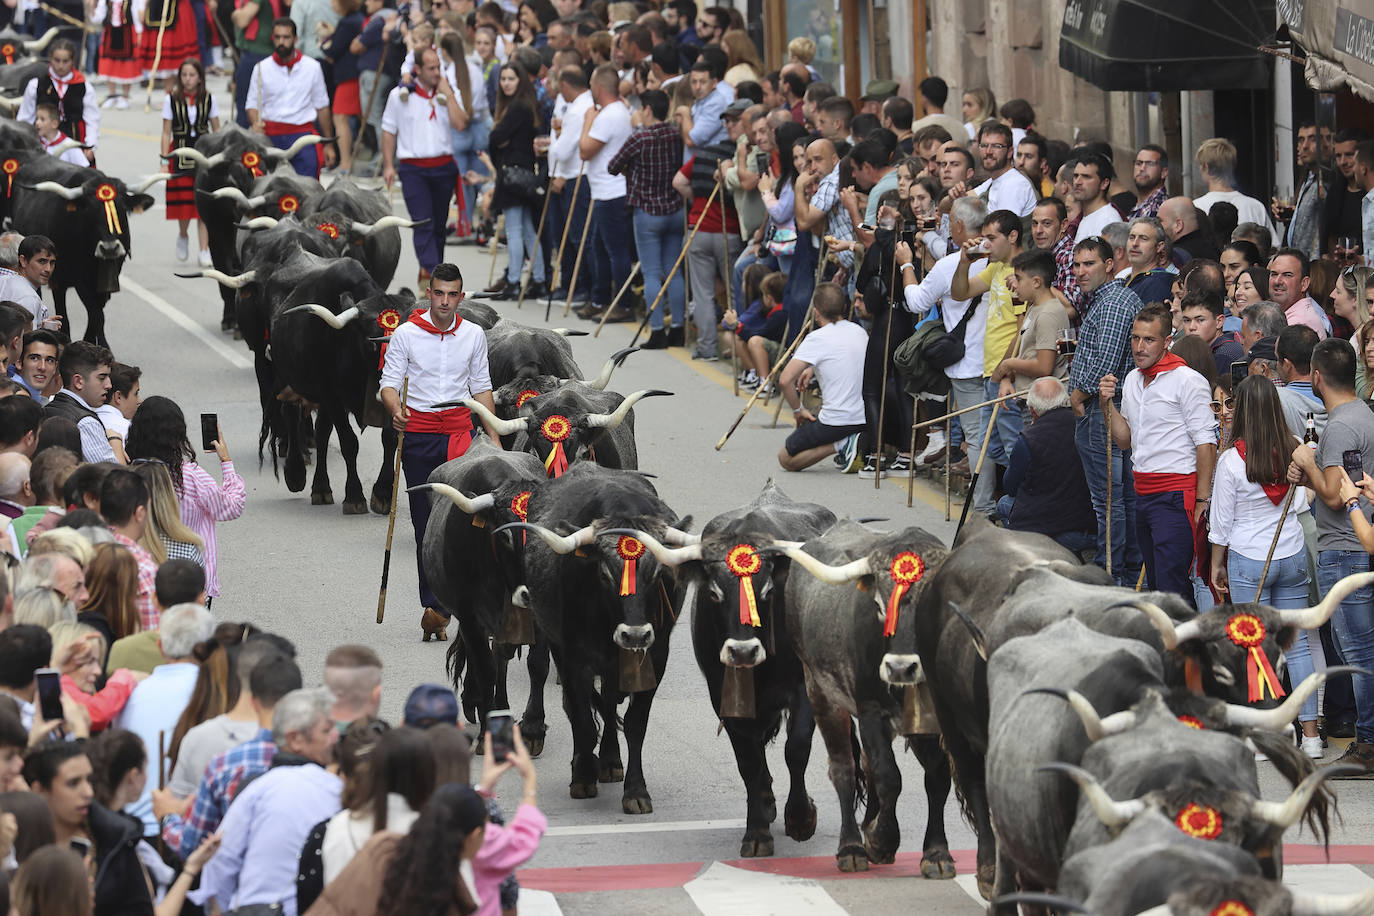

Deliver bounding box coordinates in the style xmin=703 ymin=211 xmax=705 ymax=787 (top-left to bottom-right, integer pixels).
xmin=62 ymin=669 xmax=138 ymax=731
xmin=473 ymin=804 xmax=546 ymax=916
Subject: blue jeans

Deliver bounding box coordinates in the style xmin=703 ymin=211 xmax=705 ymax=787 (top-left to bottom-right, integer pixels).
xmin=1229 ymin=550 xmax=1315 ymax=719
xmin=633 ymin=207 xmax=685 ymax=330
xmin=503 ymin=203 xmax=543 ymax=285
xmin=589 ymin=197 xmax=632 ymax=307
xmin=997 ymin=495 xmax=1096 ymax=555
xmin=190 ymin=0 xmax=210 ymax=66
xmin=1316 ymin=549 xmax=1374 ymax=742
xmin=451 ymin=114 xmax=492 ymax=224
xmin=233 ymin=51 xmax=267 ymax=128
xmin=731 ymin=244 xmax=776 ymax=311
xmin=951 ymin=377 xmax=994 ymax=514
xmin=1074 ymin=401 xmax=1141 ymax=584
xmin=1136 ymin=489 xmax=1196 ymax=607
xmin=981 ymin=376 xmax=1024 ymax=467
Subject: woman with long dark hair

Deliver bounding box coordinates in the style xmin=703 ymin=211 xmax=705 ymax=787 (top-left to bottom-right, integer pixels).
xmin=482 ymin=61 xmax=544 ymax=300
xmin=160 ymin=59 xmax=221 ymax=265
xmin=125 ymin=397 xmax=244 ymax=604
xmin=1209 ymin=376 xmax=1319 ymax=755
xmin=756 ymin=121 xmax=807 ymax=281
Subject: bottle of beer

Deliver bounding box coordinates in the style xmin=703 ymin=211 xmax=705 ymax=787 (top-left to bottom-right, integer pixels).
xmin=1305 ymin=413 xmax=1319 ymax=450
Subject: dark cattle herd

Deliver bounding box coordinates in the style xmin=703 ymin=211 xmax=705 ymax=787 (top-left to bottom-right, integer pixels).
xmin=6 ymin=107 xmax=1374 ymax=914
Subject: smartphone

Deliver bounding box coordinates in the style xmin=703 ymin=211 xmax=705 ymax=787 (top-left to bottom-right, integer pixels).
xmin=754 ymin=151 xmax=768 ymax=175
xmin=35 ymin=668 xmax=63 ymax=722
xmin=200 ymin=413 xmax=218 ymax=452
xmin=69 ymin=837 xmax=91 ymax=859
xmin=1230 ymin=360 xmax=1249 ymax=390
xmin=1344 ymin=449 xmax=1364 ymax=482
xmin=487 ymin=708 xmax=514 ymax=763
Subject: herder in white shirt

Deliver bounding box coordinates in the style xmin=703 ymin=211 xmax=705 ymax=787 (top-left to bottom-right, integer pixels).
xmin=379 ymin=263 xmax=503 ymax=642
xmin=246 ymin=19 xmax=336 ymax=177
xmin=972 ymin=121 xmax=1036 ymax=218
xmin=536 ymin=66 xmax=593 ymax=299
xmin=1099 ymin=301 xmax=1216 ymax=607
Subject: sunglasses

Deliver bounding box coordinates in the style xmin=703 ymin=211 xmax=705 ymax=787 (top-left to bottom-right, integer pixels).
xmin=1209 ymin=397 xmax=1235 ymax=414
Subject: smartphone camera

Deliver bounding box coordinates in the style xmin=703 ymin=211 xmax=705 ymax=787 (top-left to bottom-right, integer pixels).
xmin=35 ymin=668 xmax=64 ymax=723
xmin=200 ymin=413 xmax=218 ymax=452
xmin=1229 ymin=360 xmax=1249 ymax=390
xmin=487 ymin=708 xmax=514 ymax=763
xmin=754 ymin=151 xmax=768 ymax=175
xmin=1343 ymin=449 xmax=1364 ymax=483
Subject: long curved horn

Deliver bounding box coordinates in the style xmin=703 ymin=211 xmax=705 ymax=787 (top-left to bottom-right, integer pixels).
xmin=1223 ymin=667 xmax=1373 ymax=731
xmin=27 ymin=181 xmax=82 ymax=200
xmin=349 ymin=215 xmax=425 ymax=235
xmin=490 ymin=521 xmax=594 ymax=555
xmin=1023 ymin=687 xmax=1137 ymax=741
xmin=1037 ymin=762 xmax=1146 ymax=829
xmin=584 ymin=389 xmax=674 ymax=430
xmin=1290 ymin=883 xmax=1374 ymax=916
xmin=551 ymin=328 xmax=588 ymax=337
xmin=211 ymin=186 xmax=252 ymax=205
xmin=662 ymin=528 xmax=701 ymax=546
xmin=131 ymin=173 xmax=173 ymax=194
xmin=584 ymin=346 xmax=640 ymax=391
xmin=0 ymin=96 xmax=20 ymax=113
xmin=1250 ymin=765 xmax=1365 ymax=829
xmin=266 ymin=134 xmax=323 ymax=161
xmin=283 ymin=304 xmax=359 ymax=329
xmin=174 ymin=268 xmax=256 ymax=289
xmin=597 ymin=528 xmax=702 ymax=567
xmin=407 ymin=483 xmax=496 ymax=516
xmin=238 ymin=216 xmax=280 ymax=230
xmin=1279 ymin=571 xmax=1374 ymax=629
xmin=427 ymin=398 xmax=527 ymax=438
xmin=51 ymin=138 xmax=90 ymax=155
xmin=772 ymin=544 xmax=872 ymax=585
xmin=22 ymin=27 xmax=60 ymax=51
xmin=1107 ymin=598 xmax=1182 ymax=650
xmin=163 ymin=146 xmax=225 ymax=168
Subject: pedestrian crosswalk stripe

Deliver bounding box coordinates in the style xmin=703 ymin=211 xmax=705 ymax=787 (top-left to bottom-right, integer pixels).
xmin=545 ymin=818 xmax=746 ymax=836
xmin=518 ymin=889 xmax=564 ymax=915
xmin=684 ymin=862 xmax=847 ymax=915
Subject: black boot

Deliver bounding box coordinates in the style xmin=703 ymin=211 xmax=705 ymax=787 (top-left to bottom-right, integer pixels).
xmin=666 ymin=326 xmax=685 ymax=347
xmin=642 ymin=329 xmax=668 ymax=349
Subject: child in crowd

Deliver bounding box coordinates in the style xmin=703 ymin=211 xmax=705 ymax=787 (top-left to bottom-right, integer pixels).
xmin=724 ymin=268 xmax=788 ymax=394
xmin=34 ymin=103 xmax=88 ymax=165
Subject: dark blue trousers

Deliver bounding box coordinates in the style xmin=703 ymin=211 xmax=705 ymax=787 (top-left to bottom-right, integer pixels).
xmin=267 ymin=129 xmax=320 ymax=177
xmin=1136 ymin=489 xmax=1196 ymax=608
xmin=589 ymin=196 xmax=632 ymax=307
xmin=401 ymin=429 xmax=470 ymax=612
xmin=545 ymin=178 xmax=590 ymax=293
xmin=398 ymin=160 xmax=458 ymax=273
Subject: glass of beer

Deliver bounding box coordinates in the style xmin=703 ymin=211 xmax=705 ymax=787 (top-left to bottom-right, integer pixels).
xmin=1273 ymin=188 xmax=1296 ymax=222
xmin=1057 ymin=327 xmax=1078 ymax=357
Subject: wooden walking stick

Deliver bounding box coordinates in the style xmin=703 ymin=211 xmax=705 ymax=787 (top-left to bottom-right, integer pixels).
xmin=873 ymin=245 xmax=901 ymax=488
xmin=351 ymin=38 xmax=393 ymax=164
xmin=561 ymin=194 xmax=596 ymax=318
xmin=909 ymin=388 xmax=1031 ymax=432
xmin=143 ymin=0 xmax=171 ymax=112
xmin=629 ymin=182 xmax=722 ymax=347
xmin=770 ymin=307 xmax=816 ymax=426
xmin=545 ymin=166 xmax=584 ymax=320
xmin=594 ymin=261 xmax=641 ymax=337
xmin=1254 ymin=485 xmax=1299 ymax=603
xmin=944 ymin=403 xmax=952 ymax=520
xmin=517 ymin=171 xmax=556 ymax=309
xmin=957 ymin=401 xmax=1001 ymax=534
xmin=487 ymin=213 xmax=504 ymax=287
xmin=157 ymin=730 xmax=166 ymax=789
xmin=719 ymin=183 xmax=738 ymax=396
xmin=1104 ymin=400 xmax=1114 ymax=578
xmin=378 ymin=378 xmax=409 ymax=624
xmin=767 ymin=236 xmax=829 ymax=423
xmin=715 ymin=307 xmax=814 ymax=450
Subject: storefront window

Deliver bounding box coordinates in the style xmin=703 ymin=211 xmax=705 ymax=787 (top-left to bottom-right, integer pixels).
xmin=788 ymin=0 xmax=840 ymax=85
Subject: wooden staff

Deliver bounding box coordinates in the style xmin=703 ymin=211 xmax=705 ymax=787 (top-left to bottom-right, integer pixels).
xmin=516 ymin=170 xmax=556 ymax=309
xmin=944 ymin=402 xmax=952 ymax=520
xmin=39 ymin=2 xmax=99 ymax=31
xmin=716 ymin=306 xmax=814 ymax=451
xmin=144 ymin=0 xmax=171 ymax=112
xmin=629 ymin=182 xmax=722 ymax=348
xmin=157 ymin=730 xmax=166 ymax=788
xmin=721 ymin=185 xmax=737 ymax=396
xmin=486 ymin=213 xmax=504 ymax=287
xmin=378 ymin=378 xmax=409 ymax=624
xmin=593 ymin=261 xmax=641 ymax=337
xmin=545 ymin=166 xmax=584 ymax=320
xmin=906 ymin=401 xmax=922 ymax=509
xmin=561 ymin=193 xmax=596 ymax=318
xmin=873 ymin=246 xmax=900 ymax=488
xmin=351 ymin=39 xmax=392 ymax=164
xmin=910 ymin=387 xmax=1031 ymax=433
xmin=957 ymin=401 xmax=1000 ymax=534
xmin=1253 ymin=485 xmax=1298 ymax=603
xmin=1104 ymin=400 xmax=1113 ymax=577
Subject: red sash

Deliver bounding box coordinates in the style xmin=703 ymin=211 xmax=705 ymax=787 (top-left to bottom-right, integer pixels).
xmin=402 ymin=155 xmax=453 ymax=168
xmin=408 ymin=406 xmax=473 ymax=460
xmin=264 ymin=121 xmax=315 ymax=136
xmin=1135 ymin=470 xmax=1198 ymax=535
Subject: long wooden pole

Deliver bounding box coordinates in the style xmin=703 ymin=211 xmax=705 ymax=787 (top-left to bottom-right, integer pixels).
xmin=1105 ymin=401 xmax=1113 ymax=578
xmin=546 ymin=166 xmax=584 ymax=321
xmin=629 ymin=183 xmax=722 ymax=347
xmin=716 ymin=307 xmax=814 ymax=451
xmin=956 ymin=401 xmax=1000 ymax=533
xmin=944 ymin=401 xmax=951 ymax=520
xmin=144 ymin=5 xmax=170 ymax=112
xmin=351 ymin=40 xmax=392 ymax=164
xmin=377 ymin=378 xmax=409 ymax=624
xmin=766 ymin=236 xmax=829 ymax=423
xmin=516 ymin=172 xmax=556 ymax=309
xmin=909 ymin=387 xmax=1031 ymax=433
xmin=561 ymin=194 xmax=597 ymax=318
xmin=594 ymin=261 xmax=641 ymax=337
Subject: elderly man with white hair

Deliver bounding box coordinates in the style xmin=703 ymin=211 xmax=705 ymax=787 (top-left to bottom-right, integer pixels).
xmin=113 ymin=601 xmax=215 ymax=835
xmin=995 ymin=377 xmax=1098 ymax=554
xmin=15 ymin=549 xmax=89 ymax=607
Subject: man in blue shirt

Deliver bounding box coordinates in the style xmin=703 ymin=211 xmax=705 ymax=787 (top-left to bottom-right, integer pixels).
xmin=673 ymin=56 xmax=733 ymax=163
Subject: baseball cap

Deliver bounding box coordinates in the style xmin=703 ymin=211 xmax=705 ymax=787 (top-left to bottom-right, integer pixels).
xmin=1246 ymin=336 xmax=1278 ymax=364
xmin=861 ymin=79 xmax=899 ymax=102
xmin=403 ymin=683 xmax=460 ymax=729
xmin=722 ymin=99 xmax=752 ymax=118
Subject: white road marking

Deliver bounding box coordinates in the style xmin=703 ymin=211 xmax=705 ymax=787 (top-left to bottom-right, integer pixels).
xmin=120 ymin=276 xmax=253 ymax=370
xmin=684 ymin=862 xmax=847 ymax=915
xmin=545 ymin=818 xmax=746 ymax=837
xmin=517 ymin=889 xmax=564 ymax=915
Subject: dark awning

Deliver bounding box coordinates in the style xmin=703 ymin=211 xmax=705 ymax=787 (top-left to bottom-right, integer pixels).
xmin=1058 ymin=0 xmax=1275 ymax=92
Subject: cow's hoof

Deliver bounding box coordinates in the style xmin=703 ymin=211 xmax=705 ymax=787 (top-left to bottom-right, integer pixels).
xmin=285 ymin=466 xmax=307 ymax=493
xmin=919 ymin=850 xmax=956 ymax=880
xmin=569 ymin=780 xmax=598 ymax=799
xmin=233 ymin=327 xmax=243 ymax=341
xmin=621 ymin=794 xmax=652 ymax=815
xmin=976 ymin=864 xmax=995 ymax=901
xmin=342 ymin=499 xmax=368 ymax=515
xmin=311 ymin=491 xmax=334 ymax=506
xmin=522 ymin=733 xmax=544 ymax=758
xmin=739 ymin=833 xmax=773 ymax=858
xmin=369 ymin=493 xmax=390 ymax=515
xmin=784 ymin=797 xmax=817 ymax=842
xmin=599 ymin=760 xmax=624 ymax=783
xmin=836 ymin=846 xmax=869 ymax=873
xmin=865 ymin=843 xmax=896 ymax=866
xmin=762 ymin=792 xmax=777 ymax=824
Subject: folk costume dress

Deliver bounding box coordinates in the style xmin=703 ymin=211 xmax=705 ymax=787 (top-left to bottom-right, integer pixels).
xmin=163 ymin=90 xmax=219 ymax=221
xmin=135 ymin=0 xmax=199 ymax=80
xmin=94 ymin=0 xmax=143 ymax=85
xmin=19 ymin=66 xmax=100 ymax=148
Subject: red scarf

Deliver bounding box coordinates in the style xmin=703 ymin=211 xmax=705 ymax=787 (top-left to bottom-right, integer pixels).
xmin=1234 ymin=440 xmax=1289 ymax=506
xmin=40 ymin=132 xmax=70 ymax=151
xmin=408 ymin=308 xmax=462 ymax=337
xmin=48 ymin=68 xmax=84 ymax=99
xmin=403 ymin=309 xmax=472 ymax=458
xmin=413 ymin=82 xmax=439 ymax=120
xmin=1139 ymin=351 xmax=1186 ymax=381
xmin=275 ymin=49 xmax=303 ymax=71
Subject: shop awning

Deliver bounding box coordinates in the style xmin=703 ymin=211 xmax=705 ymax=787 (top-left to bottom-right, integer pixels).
xmin=1058 ymin=0 xmax=1275 ymax=92
xmin=1282 ymin=1 xmax=1374 ymax=103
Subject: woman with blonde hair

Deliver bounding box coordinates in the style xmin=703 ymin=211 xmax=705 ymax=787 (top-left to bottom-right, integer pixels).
xmin=14 ymin=587 xmax=76 ymax=629
xmin=132 ymin=461 xmax=205 ymax=566
xmin=1333 ymin=264 xmax=1374 ymax=342
xmin=80 ymin=542 xmax=142 ymax=654
xmin=720 ymin=30 xmax=762 ymax=85
xmin=26 ymin=528 xmax=94 ymax=570
xmin=49 ymin=621 xmax=143 ymax=731
xmin=961 ymin=87 xmax=996 ymax=140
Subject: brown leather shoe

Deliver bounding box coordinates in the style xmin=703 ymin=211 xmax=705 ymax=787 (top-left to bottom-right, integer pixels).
xmin=421 ymin=607 xmax=449 ymax=642
xmin=483 ymin=276 xmax=509 ymax=295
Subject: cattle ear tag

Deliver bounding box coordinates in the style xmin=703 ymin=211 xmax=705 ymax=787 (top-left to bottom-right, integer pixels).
xmin=574 ymin=547 xmax=588 ymax=558
xmin=65 ymin=202 xmax=77 ymax=212
xmin=470 ymin=513 xmax=486 ymax=528
xmin=855 ymin=578 xmax=870 ymax=592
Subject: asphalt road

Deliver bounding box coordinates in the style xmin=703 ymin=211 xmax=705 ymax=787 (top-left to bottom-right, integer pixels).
xmin=72 ymin=78 xmax=1374 ymax=913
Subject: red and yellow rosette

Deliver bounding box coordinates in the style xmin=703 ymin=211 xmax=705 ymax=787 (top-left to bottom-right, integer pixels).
xmin=1177 ymin=715 xmax=1205 ymax=730
xmin=616 ymin=535 xmax=645 ymax=596
xmin=1225 ymin=613 xmax=1286 ymax=702
xmin=884 ymin=552 xmax=925 ymax=637
xmin=1175 ymin=802 xmax=1223 ymax=839
xmin=317 ymin=221 xmax=340 ymax=239
xmin=377 ymin=309 xmax=401 ymax=333
xmin=540 ymin=415 xmax=571 ymax=477
xmin=2 ymin=158 xmax=18 ymax=198
xmin=1210 ymin=902 xmax=1254 ymax=916
xmin=726 ymin=543 xmax=763 ymax=627
xmin=96 ymin=183 xmax=122 ymax=236
xmin=516 ymin=389 xmax=540 ymax=408
xmin=278 ymin=194 xmax=300 ymax=214
xmin=509 ymin=490 xmax=531 ymax=544
xmin=241 ymin=151 xmax=263 ymax=177
xmin=0 ymin=43 xmax=14 ymax=65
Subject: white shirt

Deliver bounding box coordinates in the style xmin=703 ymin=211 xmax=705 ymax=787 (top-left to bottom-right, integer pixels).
xmin=902 ymin=252 xmax=989 ymax=380
xmin=160 ymin=94 xmax=221 ymax=126
xmin=794 ymin=319 xmax=869 ymax=426
xmin=320 ymin=794 xmax=420 ymax=884
xmin=380 ymin=86 xmax=453 ymax=160
xmin=19 ymin=70 xmax=100 ymax=148
xmin=114 ymin=662 xmax=201 ymax=835
xmin=249 ymin=53 xmax=329 ymax=125
xmin=1075 ymin=201 xmax=1123 ymax=244
xmin=1193 ymin=189 xmax=1277 ymax=240
xmin=974 ymin=167 xmax=1038 ymax=217
xmin=0 ymin=270 xmax=48 ymax=329
xmin=1209 ymin=446 xmax=1308 ymax=560
xmin=40 ymin=132 xmax=87 ymax=166
xmin=1119 ymin=363 xmax=1215 ymax=473
xmin=584 ymin=100 xmax=632 ymax=200
xmin=549 ymin=90 xmax=593 ymax=181
xmin=379 ymin=313 xmax=492 ymax=411
xmin=97 ymin=404 xmax=130 ymax=438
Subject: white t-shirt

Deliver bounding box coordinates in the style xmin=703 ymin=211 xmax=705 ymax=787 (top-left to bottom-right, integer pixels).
xmin=584 ymin=100 xmax=632 ymax=201
xmin=1075 ymin=201 xmax=1123 ymax=244
xmin=794 ymin=319 xmax=868 ymax=426
xmin=974 ymin=167 xmax=1038 ymax=217
xmin=1193 ymin=189 xmax=1277 ymax=240
xmin=96 ymin=404 xmax=130 ymax=438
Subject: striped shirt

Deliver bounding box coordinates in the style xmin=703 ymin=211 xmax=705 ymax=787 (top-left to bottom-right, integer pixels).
xmin=177 ymin=460 xmax=245 ymax=598
xmin=111 ymin=530 xmax=159 ymax=630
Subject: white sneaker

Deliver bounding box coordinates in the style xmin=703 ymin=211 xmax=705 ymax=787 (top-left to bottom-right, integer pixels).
xmin=176 ymin=236 xmax=189 ymax=261
xmin=100 ymin=96 xmax=118 ymax=109
xmin=916 ymin=430 xmax=946 ymax=463
xmin=1302 ymin=736 xmax=1324 ymax=759
xmin=115 ymin=96 xmax=129 ymax=109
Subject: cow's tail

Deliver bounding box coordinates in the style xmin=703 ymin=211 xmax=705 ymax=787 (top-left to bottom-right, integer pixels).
xmin=850 ymin=727 xmax=869 ymax=809
xmin=257 ymin=398 xmax=283 ymax=480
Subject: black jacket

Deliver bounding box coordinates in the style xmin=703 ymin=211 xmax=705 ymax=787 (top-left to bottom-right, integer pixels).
xmin=489 ymin=103 xmax=539 ymax=213
xmin=89 ymin=801 xmax=154 ymax=916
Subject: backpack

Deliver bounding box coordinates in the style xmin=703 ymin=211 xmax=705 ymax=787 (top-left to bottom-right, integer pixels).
xmin=893 ymin=295 xmax=983 ymax=399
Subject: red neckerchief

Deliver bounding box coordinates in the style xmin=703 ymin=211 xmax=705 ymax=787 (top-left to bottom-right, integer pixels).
xmin=48 ymin=68 xmax=84 ymax=99
xmin=413 ymin=82 xmax=438 ymax=120
xmin=275 ymin=49 xmax=303 ymax=71
xmin=408 ymin=308 xmax=463 ymax=337
xmin=1233 ymin=440 xmax=1289 ymax=506
xmin=1139 ymin=351 xmax=1186 ymax=382
xmin=40 ymin=131 xmax=69 ymax=150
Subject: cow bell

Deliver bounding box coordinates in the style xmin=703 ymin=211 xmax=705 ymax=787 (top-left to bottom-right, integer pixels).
xmin=500 ymin=600 xmax=535 ymax=646
xmin=618 ymin=647 xmax=657 ymax=693
xmin=719 ymin=665 xmax=756 ymax=719
xmin=901 ymin=684 xmax=940 ymax=736
xmin=96 ymin=257 xmax=122 ymax=295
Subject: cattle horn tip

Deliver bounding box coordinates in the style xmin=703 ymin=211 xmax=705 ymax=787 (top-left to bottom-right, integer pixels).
xmin=947 ymin=601 xmax=989 ymax=662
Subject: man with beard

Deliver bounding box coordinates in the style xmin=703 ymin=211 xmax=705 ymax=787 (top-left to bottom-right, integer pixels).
xmin=1127 ymin=144 xmax=1169 ymax=219
xmin=1072 ymin=152 xmax=1121 ymax=243
xmin=972 ymin=121 xmax=1036 ymax=217
xmin=246 ymin=18 xmax=336 ymax=176
xmin=1326 ymin=128 xmax=1369 ymax=250
xmin=1278 ymin=121 xmax=1339 ymax=260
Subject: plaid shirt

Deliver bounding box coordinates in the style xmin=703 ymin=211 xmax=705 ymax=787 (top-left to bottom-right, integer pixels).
xmin=161 ymin=729 xmax=275 ymax=859
xmin=608 ymin=121 xmax=684 ymax=216
xmin=1128 ymin=184 xmax=1167 ymax=220
xmin=809 ymin=164 xmax=853 ymax=268
xmin=1052 ymin=229 xmax=1083 ymax=320
xmin=111 ymin=531 xmax=159 ymax=630
xmin=1069 ymin=278 xmax=1144 ymax=399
